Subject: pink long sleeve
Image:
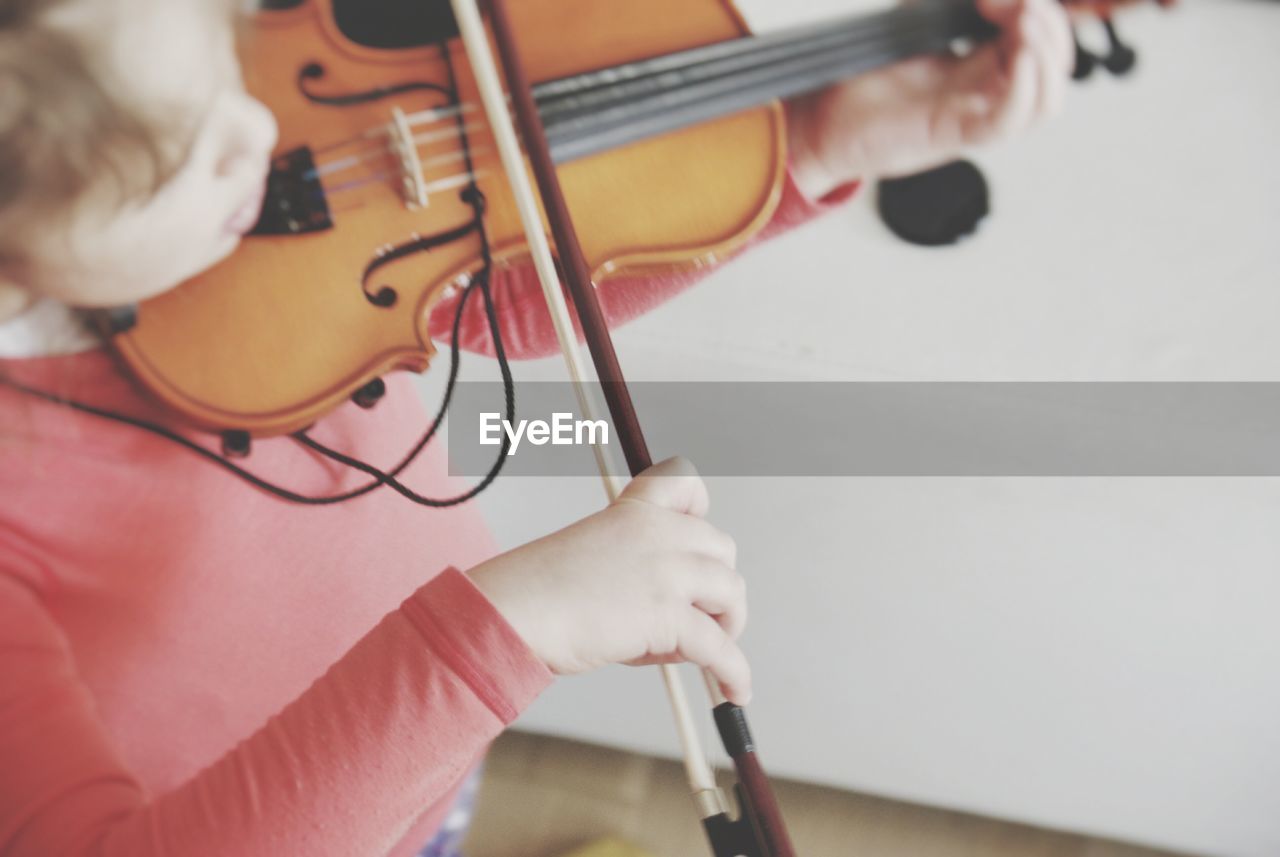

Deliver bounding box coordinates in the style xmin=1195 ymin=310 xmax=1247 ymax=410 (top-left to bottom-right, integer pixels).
xmin=0 ymin=567 xmax=550 ymax=857
xmin=0 ymin=358 xmax=551 ymax=857
xmin=428 ymin=170 xmax=859 ymax=359
xmin=0 ymin=164 xmax=853 ymax=857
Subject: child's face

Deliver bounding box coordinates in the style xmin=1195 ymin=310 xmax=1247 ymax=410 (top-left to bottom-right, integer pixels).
xmin=24 ymin=0 xmax=278 ymax=310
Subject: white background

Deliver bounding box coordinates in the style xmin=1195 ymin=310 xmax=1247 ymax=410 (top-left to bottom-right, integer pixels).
xmin=415 ymin=3 xmax=1280 ymax=854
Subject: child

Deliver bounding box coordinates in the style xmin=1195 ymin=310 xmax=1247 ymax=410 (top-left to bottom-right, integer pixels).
xmin=0 ymin=1 xmax=1069 ymax=856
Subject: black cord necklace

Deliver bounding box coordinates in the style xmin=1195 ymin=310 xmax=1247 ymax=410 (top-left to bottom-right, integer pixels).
xmin=0 ymin=218 xmax=516 ymax=509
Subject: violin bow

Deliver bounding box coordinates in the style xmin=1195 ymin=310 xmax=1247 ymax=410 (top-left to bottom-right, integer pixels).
xmin=448 ymin=0 xmax=796 ymax=854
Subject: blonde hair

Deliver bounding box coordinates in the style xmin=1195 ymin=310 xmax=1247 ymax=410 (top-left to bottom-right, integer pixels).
xmin=0 ymin=0 xmax=178 ymax=267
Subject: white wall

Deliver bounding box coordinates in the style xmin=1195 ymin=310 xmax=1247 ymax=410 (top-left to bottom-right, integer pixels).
xmin=415 ymin=3 xmax=1280 ymax=854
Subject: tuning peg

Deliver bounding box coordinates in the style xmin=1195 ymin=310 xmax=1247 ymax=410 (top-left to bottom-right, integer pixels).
xmin=1072 ymin=29 xmax=1099 ymax=81
xmin=1101 ymin=19 xmax=1138 ymax=76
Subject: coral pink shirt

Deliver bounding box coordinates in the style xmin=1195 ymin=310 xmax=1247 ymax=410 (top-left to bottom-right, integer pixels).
xmin=0 ymin=173 xmax=852 ymax=856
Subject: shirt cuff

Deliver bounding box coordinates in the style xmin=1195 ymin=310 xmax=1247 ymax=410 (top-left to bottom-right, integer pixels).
xmin=401 ymin=567 xmax=553 ymax=724
xmin=784 ymin=163 xmax=861 ymax=211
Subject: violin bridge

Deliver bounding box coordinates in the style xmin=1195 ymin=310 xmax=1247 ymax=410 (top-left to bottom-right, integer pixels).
xmin=389 ymin=106 xmax=430 ymax=210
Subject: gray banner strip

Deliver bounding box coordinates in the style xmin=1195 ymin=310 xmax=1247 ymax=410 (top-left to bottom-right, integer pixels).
xmin=445 ymin=382 xmax=1280 ymax=476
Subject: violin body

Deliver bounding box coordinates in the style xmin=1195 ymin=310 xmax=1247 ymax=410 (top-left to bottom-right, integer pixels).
xmin=106 ymin=0 xmax=1172 ymax=439
xmin=110 ymin=0 xmax=785 ymax=437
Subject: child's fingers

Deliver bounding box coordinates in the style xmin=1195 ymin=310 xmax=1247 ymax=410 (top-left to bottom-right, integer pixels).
xmin=1024 ymin=0 xmax=1070 ymax=121
xmin=957 ymin=41 xmax=1031 ymax=145
xmin=949 ymin=3 xmax=1030 ymax=142
xmin=686 ymin=557 xmax=748 ymax=639
xmin=948 ymin=0 xmax=1072 ymax=143
xmin=1034 ymin=0 xmax=1076 ymax=79
xmin=983 ymin=18 xmax=1039 ymax=142
xmin=619 ymin=456 xmax=709 ymax=518
xmin=687 ymin=516 xmax=738 ymax=569
xmin=677 ymin=609 xmax=754 ymax=706
xmin=1019 ymin=3 xmax=1056 ymax=125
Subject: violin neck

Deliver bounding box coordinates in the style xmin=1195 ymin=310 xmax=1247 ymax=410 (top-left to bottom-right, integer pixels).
xmin=533 ymin=0 xmax=997 ymax=164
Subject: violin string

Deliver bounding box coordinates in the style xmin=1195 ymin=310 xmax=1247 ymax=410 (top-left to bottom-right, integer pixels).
xmin=310 ymin=0 xmax=906 ymax=165
xmin=305 ymin=104 xmax=477 ymax=160
xmin=528 ymin=0 xmax=965 ymax=104
xmin=320 ymin=146 xmax=494 ymax=196
xmin=533 ymin=2 xmax=957 ymax=129
xmin=309 ymin=127 xmax=481 ymax=177
xmin=309 ymin=118 xmax=487 ymax=178
xmin=537 ymin=1 xmax=979 ymax=139
xmin=322 ymin=168 xmax=493 ymax=201
xmin=545 ymin=10 xmax=986 ymax=162
xmin=304 ymin=2 xmax=977 ymax=200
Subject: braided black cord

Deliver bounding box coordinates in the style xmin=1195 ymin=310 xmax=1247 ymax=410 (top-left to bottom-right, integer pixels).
xmin=0 ymin=39 xmax=519 ymax=509
xmin=292 ymin=37 xmax=519 ymax=507
xmin=0 ymin=267 xmax=514 ymax=507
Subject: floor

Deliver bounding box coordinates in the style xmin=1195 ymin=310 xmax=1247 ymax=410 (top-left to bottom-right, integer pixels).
xmin=463 ymin=732 xmax=1185 ymax=857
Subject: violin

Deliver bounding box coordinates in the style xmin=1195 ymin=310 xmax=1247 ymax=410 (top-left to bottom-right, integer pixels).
xmin=96 ymin=0 xmax=1165 ymax=444
xmin=88 ymin=1 xmax=1171 ymax=854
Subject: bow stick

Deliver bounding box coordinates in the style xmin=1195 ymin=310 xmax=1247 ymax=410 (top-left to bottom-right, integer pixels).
xmin=448 ymin=1 xmax=797 ymax=854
